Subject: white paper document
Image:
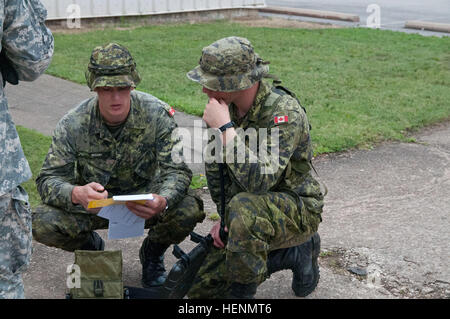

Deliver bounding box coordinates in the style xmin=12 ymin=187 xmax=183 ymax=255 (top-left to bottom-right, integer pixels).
xmin=98 ymin=204 xmax=146 ymax=239
xmin=108 ymin=221 xmax=144 ymax=240
xmin=112 ymin=194 xmax=154 ymax=202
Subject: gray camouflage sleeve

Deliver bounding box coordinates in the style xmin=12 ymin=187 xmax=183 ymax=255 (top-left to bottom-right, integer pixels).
xmin=2 ymin=0 xmax=54 ymax=81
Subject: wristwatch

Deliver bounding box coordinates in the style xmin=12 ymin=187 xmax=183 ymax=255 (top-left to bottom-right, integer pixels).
xmin=219 ymin=121 xmax=235 ymax=132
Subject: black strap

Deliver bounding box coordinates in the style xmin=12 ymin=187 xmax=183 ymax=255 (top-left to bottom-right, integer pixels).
xmin=93 ymin=280 xmax=104 ymax=297
xmin=273 ymin=81 xmax=312 ymax=131
xmin=218 ymin=163 xmax=228 ymax=243
xmin=0 ymin=50 xmax=19 ymax=87
xmin=218 ymin=121 xmax=235 ymax=132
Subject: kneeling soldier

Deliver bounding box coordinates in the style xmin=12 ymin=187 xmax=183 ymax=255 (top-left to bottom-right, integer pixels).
xmin=187 ymin=37 xmax=325 ymax=298
xmin=33 ymin=43 xmax=205 ymax=288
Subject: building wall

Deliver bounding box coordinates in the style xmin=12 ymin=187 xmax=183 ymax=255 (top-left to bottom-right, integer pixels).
xmin=41 ymin=0 xmax=266 ymax=20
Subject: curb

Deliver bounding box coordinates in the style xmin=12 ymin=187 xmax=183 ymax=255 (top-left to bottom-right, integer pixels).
xmin=405 ymin=20 xmax=450 ymax=33
xmin=259 ymin=6 xmax=360 ymax=23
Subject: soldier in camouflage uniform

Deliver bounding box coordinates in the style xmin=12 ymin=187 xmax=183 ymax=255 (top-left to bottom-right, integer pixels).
xmin=0 ymin=0 xmax=54 ymax=298
xmin=186 ymin=37 xmax=325 ymax=298
xmin=32 ymin=43 xmax=205 ymax=288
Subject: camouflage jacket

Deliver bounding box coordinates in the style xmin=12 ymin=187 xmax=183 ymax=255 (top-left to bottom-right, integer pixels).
xmin=0 ymin=0 xmax=54 ymax=196
xmin=36 ymin=91 xmax=192 ymax=214
xmin=205 ymin=80 xmax=324 ymax=216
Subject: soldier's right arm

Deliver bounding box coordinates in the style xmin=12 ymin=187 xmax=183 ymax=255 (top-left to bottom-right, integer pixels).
xmin=36 ymin=117 xmax=83 ymax=212
xmin=1 ymin=0 xmax=54 ymax=81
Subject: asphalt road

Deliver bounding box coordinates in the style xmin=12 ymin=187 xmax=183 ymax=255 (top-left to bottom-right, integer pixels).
xmin=265 ymin=0 xmax=450 ymax=36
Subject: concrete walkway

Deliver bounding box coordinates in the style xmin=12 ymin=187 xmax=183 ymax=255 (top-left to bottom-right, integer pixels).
xmin=5 ymin=75 xmax=449 ymax=299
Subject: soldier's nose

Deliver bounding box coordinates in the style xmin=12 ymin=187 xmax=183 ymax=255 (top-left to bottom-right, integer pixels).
xmin=110 ymin=90 xmax=121 ymax=101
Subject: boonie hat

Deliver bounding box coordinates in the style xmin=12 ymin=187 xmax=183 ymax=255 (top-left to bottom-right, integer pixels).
xmin=85 ymin=43 xmax=141 ymax=91
xmin=187 ymin=36 xmax=269 ymax=92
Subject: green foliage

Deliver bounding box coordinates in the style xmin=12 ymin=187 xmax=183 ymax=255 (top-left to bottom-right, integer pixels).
xmin=208 ymin=212 xmax=220 ymax=221
xmin=190 ymin=174 xmax=208 ymax=190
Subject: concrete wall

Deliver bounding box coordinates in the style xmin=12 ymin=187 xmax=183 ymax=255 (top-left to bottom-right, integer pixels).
xmin=41 ymin=0 xmax=266 ymax=20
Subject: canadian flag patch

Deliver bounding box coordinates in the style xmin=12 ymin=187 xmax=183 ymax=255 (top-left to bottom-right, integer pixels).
xmin=168 ymin=106 xmax=175 ymax=116
xmin=274 ymin=115 xmax=288 ymax=124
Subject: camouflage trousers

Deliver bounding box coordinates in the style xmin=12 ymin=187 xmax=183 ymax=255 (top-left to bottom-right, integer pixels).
xmin=32 ymin=193 xmax=205 ymax=252
xmin=0 ymin=186 xmax=32 ymax=299
xmin=188 ymin=191 xmax=320 ymax=299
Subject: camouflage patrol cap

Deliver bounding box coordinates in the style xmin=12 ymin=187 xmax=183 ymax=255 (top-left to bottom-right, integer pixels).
xmin=187 ymin=36 xmax=269 ymax=92
xmin=85 ymin=43 xmax=141 ymax=91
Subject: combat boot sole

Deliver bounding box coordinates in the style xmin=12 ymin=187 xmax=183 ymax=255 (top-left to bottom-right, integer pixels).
xmin=292 ymin=232 xmax=321 ymax=297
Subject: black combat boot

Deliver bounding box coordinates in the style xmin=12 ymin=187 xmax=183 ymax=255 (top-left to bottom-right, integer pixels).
xmin=140 ymin=238 xmax=169 ymax=288
xmin=267 ymin=232 xmax=321 ymax=297
xmin=79 ymin=231 xmax=105 ymax=251
xmin=228 ymin=282 xmax=258 ymax=299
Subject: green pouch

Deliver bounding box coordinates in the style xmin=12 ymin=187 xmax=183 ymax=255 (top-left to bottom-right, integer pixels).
xmin=69 ymin=250 xmax=123 ymax=299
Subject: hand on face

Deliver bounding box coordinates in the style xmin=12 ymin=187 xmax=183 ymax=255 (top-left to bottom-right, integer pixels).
xmin=202 ymin=97 xmax=231 ymax=129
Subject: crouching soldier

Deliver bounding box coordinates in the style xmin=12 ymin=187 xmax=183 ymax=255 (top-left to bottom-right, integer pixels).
xmin=186 ymin=37 xmax=325 ymax=298
xmin=32 ymin=43 xmax=205 ymax=288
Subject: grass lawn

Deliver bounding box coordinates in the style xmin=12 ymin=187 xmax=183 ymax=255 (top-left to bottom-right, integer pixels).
xmin=47 ymin=21 xmax=450 ymax=154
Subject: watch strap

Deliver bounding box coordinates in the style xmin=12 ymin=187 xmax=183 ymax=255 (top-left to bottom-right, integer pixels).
xmin=219 ymin=121 xmax=235 ymax=132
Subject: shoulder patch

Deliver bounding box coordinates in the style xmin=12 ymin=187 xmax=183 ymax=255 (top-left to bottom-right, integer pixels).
xmin=160 ymin=102 xmax=175 ymax=117
xmin=274 ymin=115 xmax=289 ymax=124
xmin=168 ymin=106 xmax=175 ymax=117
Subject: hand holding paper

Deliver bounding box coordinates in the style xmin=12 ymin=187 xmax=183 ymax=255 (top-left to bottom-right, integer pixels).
xmin=73 ymin=182 xmax=108 ymax=212
xmin=89 ymin=193 xmax=165 ymax=220
xmin=126 ymin=194 xmax=167 ymax=220
xmin=87 ymin=193 xmax=154 ymax=209
xmin=89 ymin=193 xmax=167 ymax=239
xmin=95 ymin=194 xmax=155 ymax=240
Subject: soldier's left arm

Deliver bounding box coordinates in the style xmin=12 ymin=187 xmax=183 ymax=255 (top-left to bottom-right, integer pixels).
xmin=154 ymin=108 xmax=192 ymax=209
xmin=2 ymin=0 xmax=54 ymax=81
xmin=224 ymin=97 xmax=310 ymax=193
